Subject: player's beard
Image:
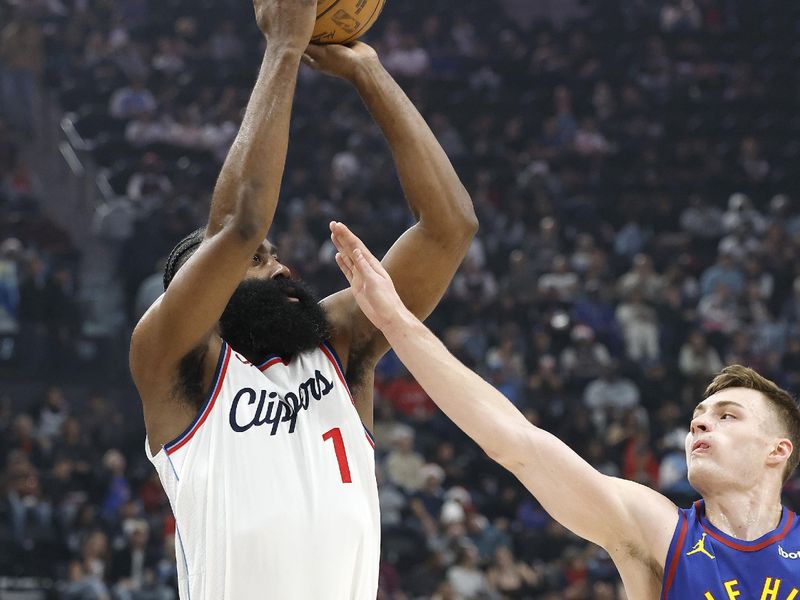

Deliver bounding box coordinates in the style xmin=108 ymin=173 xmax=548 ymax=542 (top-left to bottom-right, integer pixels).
xmin=218 ymin=277 xmax=331 ymax=362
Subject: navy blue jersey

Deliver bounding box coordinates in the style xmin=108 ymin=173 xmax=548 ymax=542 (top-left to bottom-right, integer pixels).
xmin=661 ymin=500 xmax=800 ymax=600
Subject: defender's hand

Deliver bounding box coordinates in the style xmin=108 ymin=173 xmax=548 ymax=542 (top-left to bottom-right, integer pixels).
xmin=254 ymin=0 xmax=316 ymax=50
xmin=303 ymin=42 xmax=381 ymax=83
xmin=329 ymin=221 xmax=409 ymax=333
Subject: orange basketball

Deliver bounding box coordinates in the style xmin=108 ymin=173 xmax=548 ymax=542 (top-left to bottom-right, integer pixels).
xmin=312 ymin=0 xmax=386 ymax=44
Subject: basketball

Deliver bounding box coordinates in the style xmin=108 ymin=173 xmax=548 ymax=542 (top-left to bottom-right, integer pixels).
xmin=312 ymin=0 xmax=386 ymax=44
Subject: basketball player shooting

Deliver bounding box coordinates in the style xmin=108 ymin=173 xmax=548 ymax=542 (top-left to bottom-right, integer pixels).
xmin=128 ymin=0 xmax=477 ymax=597
xmin=330 ymin=221 xmax=800 ymax=600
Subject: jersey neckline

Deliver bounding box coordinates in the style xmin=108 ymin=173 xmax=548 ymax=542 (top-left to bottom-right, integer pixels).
xmin=694 ymin=499 xmax=795 ymax=552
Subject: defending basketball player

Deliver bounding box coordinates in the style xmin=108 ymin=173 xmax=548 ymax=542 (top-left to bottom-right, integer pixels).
xmin=330 ymin=221 xmax=800 ymax=600
xmin=128 ymin=0 xmax=477 ymax=597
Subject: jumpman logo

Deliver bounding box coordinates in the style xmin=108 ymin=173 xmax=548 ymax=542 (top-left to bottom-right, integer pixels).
xmin=686 ymin=533 xmax=716 ymax=559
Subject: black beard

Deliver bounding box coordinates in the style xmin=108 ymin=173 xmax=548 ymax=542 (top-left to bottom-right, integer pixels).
xmin=218 ymin=278 xmax=331 ymax=362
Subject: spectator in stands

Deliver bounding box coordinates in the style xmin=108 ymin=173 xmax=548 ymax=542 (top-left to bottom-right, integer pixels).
xmin=500 ymin=249 xmax=538 ymax=306
xmin=699 ymin=252 xmax=744 ymax=298
xmin=718 ymin=224 xmax=760 ymax=263
xmin=574 ymin=118 xmax=610 ymax=156
xmin=383 ymin=34 xmax=431 ymax=77
xmin=615 ymin=290 xmax=660 ymax=364
xmin=0 ymin=8 xmax=43 ymax=136
xmin=125 ymin=110 xmax=168 ymax=147
xmin=100 ymin=449 xmax=131 ymax=519
xmin=3 ymin=415 xmax=45 ymax=467
xmin=66 ymin=530 xmax=112 ymax=599
xmin=485 ymin=335 xmax=526 ymax=405
xmin=698 ymin=282 xmax=740 ymax=339
xmin=126 ymin=152 xmax=172 ymax=209
xmin=151 ymin=36 xmax=185 ymax=76
xmin=583 ymin=362 xmax=640 ymax=429
xmin=110 ymin=518 xmax=160 ymax=596
xmin=446 ymin=542 xmax=496 ymax=599
xmin=382 ymin=366 xmax=438 ymax=422
xmin=560 ymin=325 xmax=611 ymax=386
xmin=5 ymin=461 xmax=52 ymax=548
xmin=36 ymin=384 xmax=69 ymax=442
xmin=781 ymin=277 xmax=800 ymax=324
xmin=538 ymin=255 xmax=579 ymax=303
xmin=486 ymin=545 xmax=541 ymax=597
xmin=679 ymin=195 xmax=724 ymax=243
xmin=679 ymin=329 xmax=723 ymax=389
xmin=451 ymin=256 xmax=498 ymax=311
xmin=616 ymin=254 xmax=663 ymax=302
xmin=721 ymin=193 xmax=766 ymax=235
xmin=210 ymin=20 xmax=245 ymax=64
xmin=109 ymin=77 xmax=157 ymax=120
xmin=659 ymin=0 xmax=703 ymax=31
xmin=384 ymin=425 xmax=426 ymax=493
xmin=0 ymin=237 xmax=21 ymax=332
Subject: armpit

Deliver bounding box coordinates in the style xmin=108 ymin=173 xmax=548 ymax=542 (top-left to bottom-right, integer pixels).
xmin=625 ymin=541 xmax=664 ymax=582
xmin=173 ymin=345 xmax=209 ymax=411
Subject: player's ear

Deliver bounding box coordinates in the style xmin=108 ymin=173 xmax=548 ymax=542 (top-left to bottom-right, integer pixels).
xmin=767 ymin=438 xmax=793 ymax=468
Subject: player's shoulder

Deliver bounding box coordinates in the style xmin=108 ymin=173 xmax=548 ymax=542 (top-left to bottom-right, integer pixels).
xmin=609 ymin=478 xmax=681 ymax=566
xmin=130 ymin=294 xmax=166 ymax=379
xmin=130 ymin=292 xmax=171 ymax=357
xmin=612 ymin=478 xmax=681 ymax=517
xmin=131 ymin=297 xmax=219 ymax=401
xmin=319 ymin=291 xmax=359 ymax=368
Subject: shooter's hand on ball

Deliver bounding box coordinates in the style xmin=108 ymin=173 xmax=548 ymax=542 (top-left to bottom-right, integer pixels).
xmin=253 ymin=0 xmax=316 ymax=50
xmin=303 ymin=42 xmax=380 ymax=83
xmin=330 ymin=221 xmax=411 ymax=335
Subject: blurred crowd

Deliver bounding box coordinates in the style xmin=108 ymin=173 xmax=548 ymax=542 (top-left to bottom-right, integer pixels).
xmin=2 ymin=0 xmax=800 ymax=598
xmin=0 ymin=119 xmax=81 ymax=378
xmin=0 ymin=0 xmax=83 ymax=381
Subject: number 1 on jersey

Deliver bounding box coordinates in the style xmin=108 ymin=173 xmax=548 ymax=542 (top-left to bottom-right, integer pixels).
xmin=323 ymin=428 xmax=352 ymax=484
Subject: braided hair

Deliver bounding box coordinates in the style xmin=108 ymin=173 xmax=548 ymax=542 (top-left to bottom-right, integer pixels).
xmin=163 ymin=227 xmax=206 ymax=290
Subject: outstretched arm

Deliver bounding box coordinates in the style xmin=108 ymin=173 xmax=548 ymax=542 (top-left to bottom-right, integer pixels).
xmin=131 ymin=2 xmax=317 ymax=451
xmin=306 ymin=43 xmax=478 ymax=364
xmin=130 ymin=0 xmax=316 ymax=397
xmin=329 ymin=221 xmax=678 ymax=558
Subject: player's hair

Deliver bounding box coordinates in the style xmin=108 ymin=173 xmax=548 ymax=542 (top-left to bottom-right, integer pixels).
xmin=704 ymin=365 xmax=800 ymax=482
xmin=163 ymin=227 xmax=205 ymax=290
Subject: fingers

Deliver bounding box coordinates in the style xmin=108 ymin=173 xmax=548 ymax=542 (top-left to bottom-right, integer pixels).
xmin=334 ymin=252 xmax=354 ymax=282
xmin=360 ymin=243 xmax=384 ymax=273
xmin=330 ymin=221 xmax=388 ymax=278
xmin=351 ymin=248 xmax=371 ymax=274
xmin=304 ymin=43 xmax=331 ymax=60
xmin=348 ymin=40 xmax=372 ymax=52
xmin=331 ymin=222 xmax=371 ymax=268
xmin=329 ymin=221 xmax=359 ymax=252
xmin=331 ymin=223 xmax=366 ymax=272
xmin=304 ymin=43 xmax=321 ymax=56
xmin=331 ymin=221 xmax=369 ymax=276
xmin=302 ymin=44 xmax=329 ymax=71
xmin=329 ymin=221 xmax=369 ymax=253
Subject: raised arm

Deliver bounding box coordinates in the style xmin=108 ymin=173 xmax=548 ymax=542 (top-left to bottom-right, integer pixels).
xmin=130 ymin=0 xmax=316 ymax=382
xmin=329 ymin=221 xmax=678 ymax=559
xmin=305 ymin=43 xmax=478 ymax=362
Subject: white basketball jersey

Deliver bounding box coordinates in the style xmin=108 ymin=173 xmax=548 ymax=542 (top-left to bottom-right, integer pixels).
xmin=146 ymin=341 xmax=380 ymax=600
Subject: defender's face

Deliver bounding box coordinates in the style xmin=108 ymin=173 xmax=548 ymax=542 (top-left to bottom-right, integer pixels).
xmin=686 ymin=388 xmax=779 ymax=493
